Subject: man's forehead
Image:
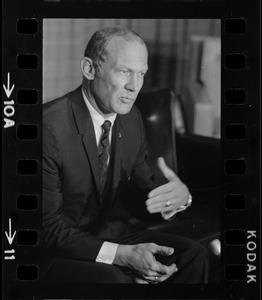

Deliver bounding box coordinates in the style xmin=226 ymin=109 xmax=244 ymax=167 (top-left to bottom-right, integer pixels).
xmin=107 ymin=36 xmax=147 ymax=55
xmin=105 ymin=40 xmax=148 ymax=71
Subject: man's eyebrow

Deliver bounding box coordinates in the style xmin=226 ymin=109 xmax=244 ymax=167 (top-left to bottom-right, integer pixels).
xmin=122 ymin=66 xmax=149 ymax=73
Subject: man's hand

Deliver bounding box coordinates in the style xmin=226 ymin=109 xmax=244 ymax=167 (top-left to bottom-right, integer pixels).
xmin=113 ymin=243 xmax=178 ymax=283
xmin=146 ymin=157 xmax=189 ymax=214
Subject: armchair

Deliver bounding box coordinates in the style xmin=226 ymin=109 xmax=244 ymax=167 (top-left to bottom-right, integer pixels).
xmin=123 ymin=88 xmax=221 ymax=282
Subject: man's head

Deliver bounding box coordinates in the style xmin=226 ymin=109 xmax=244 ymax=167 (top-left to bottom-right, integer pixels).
xmin=81 ymin=26 xmax=148 ymax=117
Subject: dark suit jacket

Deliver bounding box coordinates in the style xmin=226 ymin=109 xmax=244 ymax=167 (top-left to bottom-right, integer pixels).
xmin=43 ymin=86 xmax=162 ymax=262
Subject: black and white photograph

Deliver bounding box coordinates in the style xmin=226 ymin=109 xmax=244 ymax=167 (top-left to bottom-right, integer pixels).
xmin=2 ymin=0 xmax=260 ymax=299
xmin=42 ymin=19 xmax=221 ymax=286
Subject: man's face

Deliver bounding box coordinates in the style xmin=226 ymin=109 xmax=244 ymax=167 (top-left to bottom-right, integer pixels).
xmin=90 ymin=37 xmax=148 ymax=116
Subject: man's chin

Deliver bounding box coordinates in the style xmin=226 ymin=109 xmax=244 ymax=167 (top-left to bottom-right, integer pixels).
xmin=117 ymin=107 xmax=133 ymax=115
xmin=115 ymin=104 xmax=134 ymax=115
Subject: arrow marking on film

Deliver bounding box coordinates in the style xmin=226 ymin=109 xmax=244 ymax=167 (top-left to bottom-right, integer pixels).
xmin=3 ymin=72 xmax=15 ymax=98
xmin=5 ymin=218 xmax=16 ymax=245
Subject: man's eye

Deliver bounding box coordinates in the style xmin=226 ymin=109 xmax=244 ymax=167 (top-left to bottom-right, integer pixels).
xmin=120 ymin=70 xmax=129 ymax=75
xmin=138 ymin=72 xmax=147 ymax=78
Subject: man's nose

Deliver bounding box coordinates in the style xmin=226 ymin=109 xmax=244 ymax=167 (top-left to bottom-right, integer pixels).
xmin=125 ymin=75 xmax=140 ymax=92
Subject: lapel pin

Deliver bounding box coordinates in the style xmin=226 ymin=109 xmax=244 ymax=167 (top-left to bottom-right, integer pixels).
xmin=118 ymin=132 xmax=122 ymax=138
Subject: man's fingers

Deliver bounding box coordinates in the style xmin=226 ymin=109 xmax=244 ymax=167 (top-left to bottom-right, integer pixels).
xmin=147 ymin=188 xmax=179 ymax=205
xmin=153 ymin=245 xmax=174 ymax=256
xmin=145 ymin=261 xmax=177 ymax=277
xmin=148 ymin=181 xmax=179 ymax=198
xmin=143 ymin=275 xmax=168 ymax=283
xmin=142 ymin=268 xmax=177 ymax=283
xmin=157 ymin=157 xmax=178 ymax=181
xmin=147 ymin=202 xmax=177 ymax=214
xmin=133 ymin=276 xmax=150 ymax=284
xmin=130 ymin=243 xmax=178 ymax=282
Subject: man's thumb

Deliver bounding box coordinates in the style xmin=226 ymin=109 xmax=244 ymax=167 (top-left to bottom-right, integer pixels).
xmin=157 ymin=157 xmax=177 ymax=181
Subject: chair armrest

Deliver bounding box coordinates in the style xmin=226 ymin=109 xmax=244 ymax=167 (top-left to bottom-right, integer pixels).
xmin=175 ymin=132 xmax=220 ymax=191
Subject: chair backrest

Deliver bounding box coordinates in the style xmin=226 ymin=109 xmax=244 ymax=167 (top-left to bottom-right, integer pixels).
xmin=135 ymin=88 xmax=178 ymax=181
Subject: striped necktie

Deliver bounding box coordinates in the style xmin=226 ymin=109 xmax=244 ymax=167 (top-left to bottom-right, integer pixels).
xmin=98 ymin=120 xmax=112 ymax=191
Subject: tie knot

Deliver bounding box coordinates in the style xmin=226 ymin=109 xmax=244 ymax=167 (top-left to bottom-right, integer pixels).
xmin=102 ymin=120 xmax=111 ymax=133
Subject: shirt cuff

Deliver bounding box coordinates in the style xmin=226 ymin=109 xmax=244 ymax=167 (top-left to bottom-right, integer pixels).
xmin=95 ymin=241 xmax=119 ymax=264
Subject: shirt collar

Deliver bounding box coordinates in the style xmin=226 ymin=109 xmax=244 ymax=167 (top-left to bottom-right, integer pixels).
xmin=82 ymin=86 xmax=117 ymax=127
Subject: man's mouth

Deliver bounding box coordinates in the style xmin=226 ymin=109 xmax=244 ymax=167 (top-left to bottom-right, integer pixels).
xmin=120 ymin=97 xmax=135 ymax=103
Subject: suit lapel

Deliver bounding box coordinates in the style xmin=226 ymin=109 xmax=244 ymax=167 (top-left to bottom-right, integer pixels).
xmin=82 ymin=126 xmax=100 ymax=192
xmin=70 ymin=86 xmax=126 ymax=194
xmin=70 ymin=86 xmax=100 ymax=191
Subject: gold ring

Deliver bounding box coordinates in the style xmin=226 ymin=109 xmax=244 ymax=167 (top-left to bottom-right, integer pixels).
xmin=165 ymin=200 xmax=171 ymax=207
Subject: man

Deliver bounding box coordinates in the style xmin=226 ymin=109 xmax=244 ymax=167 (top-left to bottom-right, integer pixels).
xmin=43 ymin=26 xmax=208 ymax=284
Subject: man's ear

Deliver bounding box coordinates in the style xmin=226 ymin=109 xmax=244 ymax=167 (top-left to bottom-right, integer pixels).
xmin=81 ymin=57 xmax=95 ymax=80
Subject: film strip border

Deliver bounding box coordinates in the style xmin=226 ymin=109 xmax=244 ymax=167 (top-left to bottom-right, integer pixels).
xmin=2 ymin=1 xmax=260 ymax=299
xmin=221 ymin=6 xmax=260 ymax=299
xmin=2 ymin=4 xmax=43 ymax=297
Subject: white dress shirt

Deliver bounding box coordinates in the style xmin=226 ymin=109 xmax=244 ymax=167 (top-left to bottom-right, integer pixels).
xmin=82 ymin=89 xmax=117 ymax=147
